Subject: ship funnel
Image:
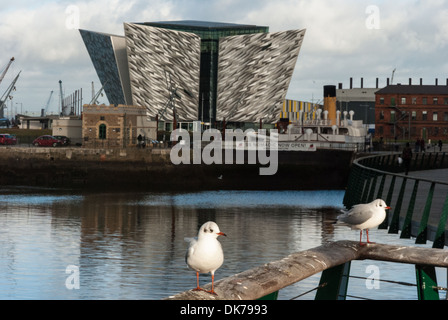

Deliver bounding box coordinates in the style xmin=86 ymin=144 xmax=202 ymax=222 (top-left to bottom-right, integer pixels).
xmin=323 ymin=85 xmax=337 ymax=125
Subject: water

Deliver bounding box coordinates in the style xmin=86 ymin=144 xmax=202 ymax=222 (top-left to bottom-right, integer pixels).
xmin=0 ymin=187 xmax=445 ymax=300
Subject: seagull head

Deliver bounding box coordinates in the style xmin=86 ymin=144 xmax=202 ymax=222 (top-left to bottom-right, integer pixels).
xmin=198 ymin=221 xmax=227 ymax=239
xmin=374 ymin=199 xmax=391 ymax=210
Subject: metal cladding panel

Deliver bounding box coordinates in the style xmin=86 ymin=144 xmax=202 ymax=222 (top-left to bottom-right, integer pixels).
xmin=79 ymin=29 xmax=127 ymax=105
xmin=124 ymin=23 xmax=201 ymax=121
xmin=216 ymin=29 xmax=306 ymax=123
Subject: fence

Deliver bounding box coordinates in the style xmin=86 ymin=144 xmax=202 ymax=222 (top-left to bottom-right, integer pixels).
xmin=343 ymin=151 xmax=448 ymax=248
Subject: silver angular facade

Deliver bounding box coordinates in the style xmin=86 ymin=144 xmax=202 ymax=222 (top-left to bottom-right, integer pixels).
xmin=124 ymin=23 xmax=201 ymax=122
xmin=80 ymin=21 xmax=305 ymax=124
xmin=79 ymin=30 xmax=132 ymax=106
xmin=216 ymin=29 xmax=306 ymax=123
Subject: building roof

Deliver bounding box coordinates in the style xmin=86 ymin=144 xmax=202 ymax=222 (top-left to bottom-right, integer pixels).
xmin=376 ymin=85 xmax=448 ymax=95
xmin=141 ymin=20 xmax=267 ymax=30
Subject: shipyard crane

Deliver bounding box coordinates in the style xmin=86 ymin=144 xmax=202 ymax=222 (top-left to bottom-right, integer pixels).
xmin=0 ymin=57 xmax=14 ymax=86
xmin=44 ymin=91 xmax=54 ymax=116
xmin=0 ymin=71 xmax=21 ymax=116
xmin=391 ymin=68 xmax=396 ymax=85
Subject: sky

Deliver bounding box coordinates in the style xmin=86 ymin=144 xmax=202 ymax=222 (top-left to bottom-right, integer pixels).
xmin=1 ymin=0 xmax=448 ymax=116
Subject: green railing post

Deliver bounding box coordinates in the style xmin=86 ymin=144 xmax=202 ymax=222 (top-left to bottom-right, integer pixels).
xmin=415 ymin=265 xmax=440 ymax=300
xmin=379 ymin=175 xmax=396 ymax=229
xmin=432 ymin=193 xmax=448 ymax=249
xmin=389 ymin=177 xmax=407 ymax=234
xmin=400 ymin=180 xmax=419 ymax=239
xmin=415 ymin=182 xmax=436 ymax=244
xmin=315 ymin=262 xmax=351 ymax=300
xmin=367 ymin=174 xmax=378 ymax=203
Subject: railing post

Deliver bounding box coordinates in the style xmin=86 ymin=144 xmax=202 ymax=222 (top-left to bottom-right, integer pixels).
xmin=416 ymin=265 xmax=440 ymax=300
xmin=315 ymin=262 xmax=351 ymax=300
xmin=389 ymin=177 xmax=407 ymax=234
xmin=415 ymin=182 xmax=436 ymax=244
xmin=400 ymin=180 xmax=419 ymax=239
xmin=380 ymin=175 xmax=396 ymax=229
xmin=432 ymin=193 xmax=448 ymax=249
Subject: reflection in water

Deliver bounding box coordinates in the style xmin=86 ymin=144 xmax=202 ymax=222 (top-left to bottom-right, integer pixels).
xmin=0 ymin=188 xmax=445 ymax=300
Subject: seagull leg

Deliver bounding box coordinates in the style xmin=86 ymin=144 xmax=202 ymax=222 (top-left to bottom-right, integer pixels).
xmin=366 ymin=229 xmax=375 ymax=244
xmin=207 ymin=274 xmax=218 ymax=295
xmin=193 ymin=272 xmax=205 ymax=292
xmin=359 ymin=230 xmax=366 ymax=246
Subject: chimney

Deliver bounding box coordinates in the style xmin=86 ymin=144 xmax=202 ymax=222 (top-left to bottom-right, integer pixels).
xmin=361 ymin=78 xmax=364 ymax=88
xmin=350 ymin=77 xmax=353 ymax=89
xmin=338 ymin=83 xmax=343 ymax=89
xmin=376 ymin=78 xmax=379 ymax=88
xmin=387 ymin=78 xmax=390 ymax=86
xmin=409 ymin=78 xmax=412 ymax=85
xmin=420 ymin=78 xmax=423 ymax=85
xmin=435 ymin=78 xmax=438 ymax=86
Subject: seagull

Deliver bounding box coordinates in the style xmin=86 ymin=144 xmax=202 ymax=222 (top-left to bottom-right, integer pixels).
xmin=337 ymin=199 xmax=391 ymax=246
xmin=186 ymin=221 xmax=226 ymax=295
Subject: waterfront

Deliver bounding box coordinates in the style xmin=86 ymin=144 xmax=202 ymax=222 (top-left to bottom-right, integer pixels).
xmin=0 ymin=187 xmax=445 ymax=300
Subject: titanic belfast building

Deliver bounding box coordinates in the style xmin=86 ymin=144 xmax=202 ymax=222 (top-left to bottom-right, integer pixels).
xmin=80 ymin=21 xmax=306 ymax=125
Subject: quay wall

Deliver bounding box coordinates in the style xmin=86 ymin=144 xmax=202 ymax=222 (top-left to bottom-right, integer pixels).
xmin=0 ymin=147 xmax=354 ymax=191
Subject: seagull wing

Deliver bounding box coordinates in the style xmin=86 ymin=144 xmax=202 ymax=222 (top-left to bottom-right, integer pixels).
xmin=337 ymin=204 xmax=374 ymax=225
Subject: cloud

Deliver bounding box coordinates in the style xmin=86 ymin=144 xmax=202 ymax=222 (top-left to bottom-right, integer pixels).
xmin=1 ymin=0 xmax=447 ymax=114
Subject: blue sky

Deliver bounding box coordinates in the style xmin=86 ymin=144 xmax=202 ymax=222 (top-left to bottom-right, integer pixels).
xmin=1 ymin=0 xmax=447 ymax=115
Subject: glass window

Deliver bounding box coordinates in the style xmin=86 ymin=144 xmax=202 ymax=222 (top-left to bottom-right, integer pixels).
xmin=412 ymin=111 xmax=417 ymax=120
xmin=444 ymin=112 xmax=448 ymax=121
xmin=433 ymin=97 xmax=438 ymax=105
xmin=422 ymin=111 xmax=428 ymax=121
xmin=379 ymin=97 xmax=385 ymax=105
xmin=390 ymin=111 xmax=396 ymax=122
xmin=379 ymin=111 xmax=384 ymax=120
xmin=99 ymin=124 xmax=107 ymax=139
xmin=433 ymin=112 xmax=438 ymax=121
xmin=401 ymin=97 xmax=406 ymax=104
xmin=422 ymin=97 xmax=428 ymax=104
xmin=444 ymin=98 xmax=448 ymax=105
xmin=412 ymin=97 xmax=417 ymax=105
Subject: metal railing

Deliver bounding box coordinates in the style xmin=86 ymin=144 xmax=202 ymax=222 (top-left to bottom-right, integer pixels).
xmin=166 ymin=241 xmax=448 ymax=300
xmin=343 ymin=152 xmax=448 ymax=248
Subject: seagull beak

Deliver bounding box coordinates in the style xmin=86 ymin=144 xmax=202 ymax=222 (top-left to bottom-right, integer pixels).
xmin=217 ymin=232 xmax=227 ymax=237
xmin=385 ymin=206 xmax=391 ymax=210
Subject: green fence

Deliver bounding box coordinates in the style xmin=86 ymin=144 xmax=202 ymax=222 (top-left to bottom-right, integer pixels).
xmin=343 ymin=152 xmax=448 ymax=248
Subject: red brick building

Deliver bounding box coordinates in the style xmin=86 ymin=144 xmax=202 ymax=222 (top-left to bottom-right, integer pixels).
xmin=375 ymin=84 xmax=448 ymax=141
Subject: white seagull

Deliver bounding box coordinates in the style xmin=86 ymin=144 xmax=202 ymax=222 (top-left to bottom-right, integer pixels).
xmin=337 ymin=199 xmax=391 ymax=246
xmin=185 ymin=221 xmax=226 ymax=295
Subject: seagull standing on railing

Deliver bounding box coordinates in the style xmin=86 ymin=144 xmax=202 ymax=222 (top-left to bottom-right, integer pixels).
xmin=337 ymin=199 xmax=391 ymax=246
xmin=185 ymin=221 xmax=226 ymax=295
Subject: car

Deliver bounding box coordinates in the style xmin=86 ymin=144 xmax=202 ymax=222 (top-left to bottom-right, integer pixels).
xmin=53 ymin=135 xmax=71 ymax=146
xmin=0 ymin=133 xmax=17 ymax=145
xmin=33 ymin=135 xmax=63 ymax=147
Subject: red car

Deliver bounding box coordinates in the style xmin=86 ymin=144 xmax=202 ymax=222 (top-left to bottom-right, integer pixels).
xmin=0 ymin=133 xmax=17 ymax=145
xmin=33 ymin=135 xmax=63 ymax=147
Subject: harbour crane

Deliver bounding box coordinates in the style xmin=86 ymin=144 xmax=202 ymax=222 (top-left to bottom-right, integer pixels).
xmin=0 ymin=57 xmax=14 ymax=86
xmin=0 ymin=71 xmax=21 ymax=117
xmin=44 ymin=91 xmax=54 ymax=116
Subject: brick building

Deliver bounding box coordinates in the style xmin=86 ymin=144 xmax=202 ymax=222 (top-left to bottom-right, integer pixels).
xmin=375 ymin=83 xmax=448 ymax=141
xmin=82 ymin=104 xmax=156 ymax=148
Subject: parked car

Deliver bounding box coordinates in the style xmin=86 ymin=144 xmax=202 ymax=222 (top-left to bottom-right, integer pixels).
xmin=33 ymin=135 xmax=63 ymax=147
xmin=53 ymin=135 xmax=71 ymax=146
xmin=0 ymin=133 xmax=17 ymax=145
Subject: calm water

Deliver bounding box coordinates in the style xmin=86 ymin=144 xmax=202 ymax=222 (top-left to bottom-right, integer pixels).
xmin=0 ymin=187 xmax=445 ymax=300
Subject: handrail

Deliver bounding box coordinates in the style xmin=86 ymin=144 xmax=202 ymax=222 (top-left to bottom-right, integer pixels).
xmin=165 ymin=241 xmax=448 ymax=300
